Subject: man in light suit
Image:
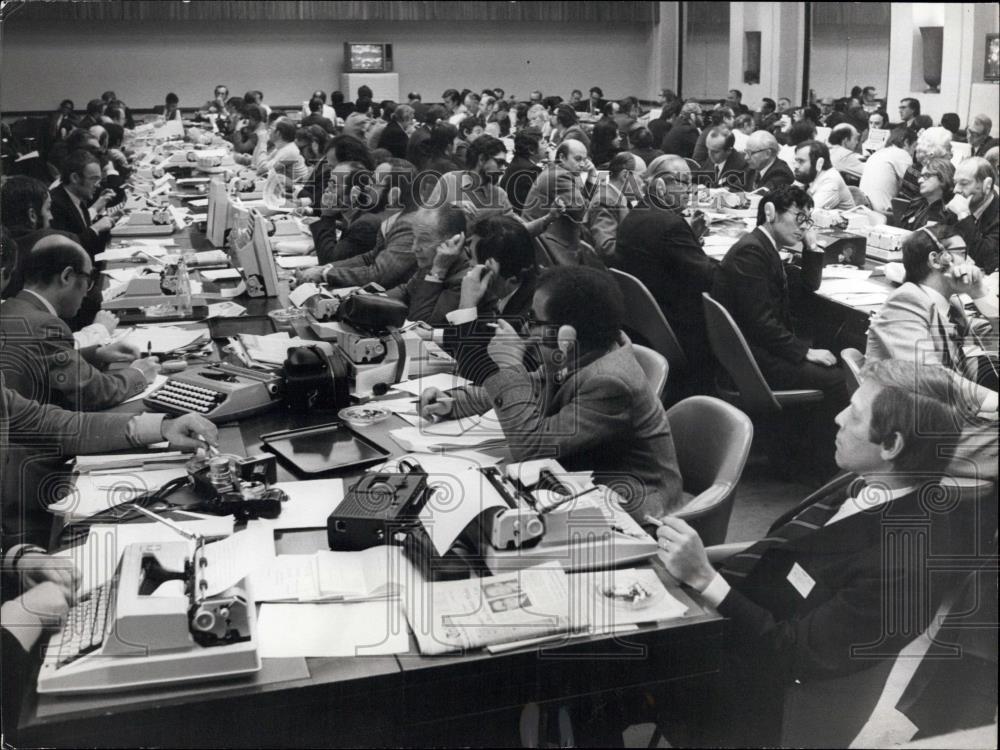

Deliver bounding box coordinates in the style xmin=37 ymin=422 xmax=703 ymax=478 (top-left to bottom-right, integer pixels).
xmin=654 ymin=358 xmax=981 ymax=746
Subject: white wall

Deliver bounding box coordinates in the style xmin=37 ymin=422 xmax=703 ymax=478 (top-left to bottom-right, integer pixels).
xmin=887 ymin=2 xmax=999 ymax=135
xmin=0 ymin=19 xmax=653 ymax=111
xmin=728 ymin=2 xmax=803 ymax=106
xmin=810 ymin=20 xmax=889 ymax=99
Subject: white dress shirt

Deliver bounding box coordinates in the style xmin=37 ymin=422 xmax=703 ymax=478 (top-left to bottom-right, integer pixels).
xmin=859 ymin=146 xmax=912 ymax=213
xmin=807 ymin=168 xmax=855 ymax=210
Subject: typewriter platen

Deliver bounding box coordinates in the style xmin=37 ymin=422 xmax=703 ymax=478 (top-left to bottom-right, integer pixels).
xmin=37 ymin=540 xmax=260 ymax=694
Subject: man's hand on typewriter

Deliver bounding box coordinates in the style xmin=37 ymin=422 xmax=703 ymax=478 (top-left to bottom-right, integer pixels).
xmin=161 ymin=413 xmax=219 ymax=450
xmin=16 ymin=552 xmax=80 ymax=596
xmin=1 ymin=582 xmax=71 ymax=652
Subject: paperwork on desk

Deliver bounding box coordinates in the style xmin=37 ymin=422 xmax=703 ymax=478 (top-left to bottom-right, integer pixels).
xmin=116 ymin=325 xmax=209 ymax=355
xmin=96 ymin=244 xmax=171 ymax=263
xmin=389 ymin=409 xmax=505 ymax=453
xmin=206 ymin=300 xmax=247 ymax=318
xmin=200 ymin=268 xmax=243 ymax=281
xmin=48 ymin=464 xmax=186 ymax=520
xmin=238 ymin=332 xmax=318 ymax=365
xmin=249 ymin=544 xmax=410 ymax=602
xmin=818 ymin=277 xmax=891 ymax=308
xmin=390 ymin=372 xmax=471 ymax=397
xmin=55 ymin=515 xmax=234 ymax=594
xmin=822 ymin=266 xmax=872 ymax=281
xmin=276 ymin=255 xmax=319 ymax=269
xmin=272 ymin=237 xmax=314 ymax=255
xmin=257 ymin=600 xmax=410 ymax=657
xmin=202 ymin=523 xmax=276 ymax=596
xmin=406 ymin=564 xmax=686 ymax=656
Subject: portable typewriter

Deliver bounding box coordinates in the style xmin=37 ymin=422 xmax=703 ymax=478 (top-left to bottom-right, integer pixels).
xmin=37 ymin=540 xmax=260 ymax=694
xmin=144 ymin=362 xmax=284 ymax=420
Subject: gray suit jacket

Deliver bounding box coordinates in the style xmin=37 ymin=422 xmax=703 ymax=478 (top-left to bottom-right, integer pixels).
xmin=0 ymin=292 xmax=146 ymax=410
xmin=584 ymin=181 xmax=630 ymax=259
xmin=449 ymin=337 xmax=684 ymax=521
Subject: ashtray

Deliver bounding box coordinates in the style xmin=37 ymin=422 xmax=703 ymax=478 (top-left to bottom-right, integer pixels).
xmin=338 ymin=405 xmax=391 ymax=428
xmin=267 ymin=307 xmax=306 ymax=325
xmin=597 ymin=579 xmax=664 ymax=611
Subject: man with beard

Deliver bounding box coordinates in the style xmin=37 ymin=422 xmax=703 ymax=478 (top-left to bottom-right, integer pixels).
xmin=429 ymin=135 xmax=564 ymax=236
xmin=418 ymin=265 xmax=683 ymax=524
xmin=793 ymin=140 xmax=855 ymax=210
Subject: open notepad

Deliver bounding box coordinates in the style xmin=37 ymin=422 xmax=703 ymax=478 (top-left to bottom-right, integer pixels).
xmin=388 ymin=410 xmax=506 ymax=452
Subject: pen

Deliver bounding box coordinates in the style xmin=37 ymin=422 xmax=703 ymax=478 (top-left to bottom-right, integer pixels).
xmin=127 ymin=503 xmax=200 ymax=541
xmin=146 ymin=341 xmax=152 ymax=358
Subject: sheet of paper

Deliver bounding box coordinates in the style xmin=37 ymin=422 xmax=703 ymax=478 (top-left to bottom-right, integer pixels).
xmin=239 ymin=332 xmax=320 ymax=365
xmin=123 ymin=373 xmax=168 ymax=403
xmin=272 ymin=237 xmax=314 ymax=255
xmin=822 ymin=266 xmax=872 ymax=281
xmin=55 ymin=515 xmax=234 ymax=593
xmin=276 ymin=255 xmax=319 ymax=269
xmin=175 ymin=177 xmax=212 ymax=185
xmin=191 ymin=212 xmax=208 ymax=222
xmin=193 ymin=249 xmax=228 ymax=265
xmin=200 ymin=268 xmax=243 ymax=281
xmin=247 ymin=478 xmax=345 ymax=531
xmin=288 ymin=282 xmax=323 ymax=308
xmin=206 ymin=301 xmax=247 ymax=318
xmin=201 ymin=524 xmax=276 ymax=596
xmin=391 ymin=372 xmax=471 ymax=397
xmin=103 ymin=267 xmax=144 ymax=284
xmin=248 ymin=555 xmax=319 ymax=601
xmin=74 ymin=451 xmax=186 ymax=472
xmin=95 ymin=245 xmax=170 ymax=262
xmin=118 ymin=325 xmax=208 ymax=354
xmin=132 ymin=238 xmax=178 ymax=247
xmin=187 ymin=198 xmax=209 ymax=207
xmin=258 ymin=600 xmax=410 ymax=657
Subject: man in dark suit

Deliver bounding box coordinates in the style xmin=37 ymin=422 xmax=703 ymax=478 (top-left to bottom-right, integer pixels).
xmin=48 ymin=149 xmax=117 ymax=327
xmin=654 ymin=358 xmax=977 ymax=746
xmin=299 ymin=96 xmax=336 ymax=134
xmin=614 ymin=155 xmax=716 ymax=393
xmin=966 ymin=114 xmax=999 ymax=158
xmin=699 ymin=126 xmax=749 ymax=191
xmin=947 ymin=157 xmax=999 ymax=273
xmin=660 ymin=102 xmax=701 ymax=159
xmin=439 ymin=215 xmax=539 ymax=384
xmin=377 ymin=104 xmax=413 ymax=160
xmin=500 ymin=131 xmax=543 ymax=213
xmin=712 ymin=185 xmax=844 ymax=404
xmin=744 ymin=130 xmax=795 ymax=192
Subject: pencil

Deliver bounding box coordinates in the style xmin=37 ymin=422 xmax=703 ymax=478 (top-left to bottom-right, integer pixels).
xmin=643 ymin=514 xmax=665 ymax=527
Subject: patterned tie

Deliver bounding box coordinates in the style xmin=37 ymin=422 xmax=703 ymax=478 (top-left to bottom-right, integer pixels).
xmin=720 ymin=494 xmax=847 ymax=580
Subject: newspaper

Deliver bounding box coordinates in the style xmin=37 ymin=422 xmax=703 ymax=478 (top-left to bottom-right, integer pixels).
xmin=407 ymin=563 xmax=572 ymax=655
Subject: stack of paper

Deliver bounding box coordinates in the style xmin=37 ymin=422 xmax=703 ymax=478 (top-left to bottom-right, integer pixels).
xmin=116 ymin=325 xmax=208 ymax=355
xmin=389 ymin=410 xmax=506 ymax=452
xmin=276 ymin=255 xmax=319 ymax=269
xmin=238 ymin=332 xmax=323 ymax=365
xmin=257 ymin=599 xmax=410 ymax=658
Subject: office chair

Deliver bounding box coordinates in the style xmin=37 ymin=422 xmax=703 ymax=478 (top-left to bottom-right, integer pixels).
xmin=668 ymin=396 xmax=754 ymax=546
xmin=840 ymin=347 xmax=866 ymax=394
xmin=631 ymin=344 xmax=669 ymax=400
xmin=701 ymin=292 xmax=823 ymax=415
xmin=611 ymin=269 xmax=689 ymax=381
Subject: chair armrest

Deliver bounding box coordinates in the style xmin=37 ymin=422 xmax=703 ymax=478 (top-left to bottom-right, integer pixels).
xmin=773 ymin=389 xmax=825 ymax=406
xmin=674 ymin=482 xmax=731 ymax=515
xmin=706 ymin=541 xmax=754 ymax=565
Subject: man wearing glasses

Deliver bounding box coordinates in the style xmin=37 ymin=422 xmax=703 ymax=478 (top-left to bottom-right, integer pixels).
xmin=0 ymin=235 xmax=159 ymax=412
xmin=743 ymin=131 xmax=795 ymax=192
xmin=712 ymin=186 xmax=847 ymax=471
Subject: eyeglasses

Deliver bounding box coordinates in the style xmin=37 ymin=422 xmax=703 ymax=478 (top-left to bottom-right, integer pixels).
xmin=523 ymin=311 xmax=559 ymax=330
xmin=790 ymin=212 xmax=814 ymax=229
xmin=72 ymin=269 xmax=99 ymax=291
xmin=744 ymin=148 xmax=771 ymax=158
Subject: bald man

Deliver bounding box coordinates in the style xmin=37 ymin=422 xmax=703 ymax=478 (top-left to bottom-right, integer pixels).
xmin=744 ymin=130 xmax=795 ymax=192
xmin=521 ymin=138 xmax=600 ymax=263
xmin=0 ymin=235 xmax=159 ymax=411
xmin=613 ymin=155 xmax=717 ymax=393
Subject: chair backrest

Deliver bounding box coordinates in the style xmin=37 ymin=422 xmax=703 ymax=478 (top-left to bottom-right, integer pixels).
xmin=668 ymin=396 xmax=753 ymax=546
xmin=532 ymin=235 xmax=556 ymax=268
xmin=610 ymin=268 xmax=689 ymax=373
xmin=631 ymin=344 xmax=669 ymax=400
xmin=701 ymin=292 xmax=781 ymax=413
xmin=840 ymin=347 xmax=865 ymax=394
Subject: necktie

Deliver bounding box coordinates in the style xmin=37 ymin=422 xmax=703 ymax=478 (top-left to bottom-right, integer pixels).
xmin=720 ymin=493 xmax=847 ymax=580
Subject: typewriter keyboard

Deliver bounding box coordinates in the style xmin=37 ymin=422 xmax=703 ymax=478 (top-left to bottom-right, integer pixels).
xmin=149 ymin=380 xmax=225 ymax=414
xmin=53 ymin=582 xmax=114 ymax=669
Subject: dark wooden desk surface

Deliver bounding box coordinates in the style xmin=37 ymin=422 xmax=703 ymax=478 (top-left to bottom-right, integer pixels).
xmin=19 ymin=214 xmax=725 ymax=747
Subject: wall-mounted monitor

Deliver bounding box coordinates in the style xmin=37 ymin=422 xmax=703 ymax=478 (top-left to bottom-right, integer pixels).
xmin=344 ymin=42 xmax=393 ymax=73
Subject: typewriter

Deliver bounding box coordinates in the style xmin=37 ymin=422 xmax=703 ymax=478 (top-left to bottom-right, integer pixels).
xmin=37 ymin=540 xmax=260 ymax=694
xmin=144 ymin=362 xmax=284 ymax=420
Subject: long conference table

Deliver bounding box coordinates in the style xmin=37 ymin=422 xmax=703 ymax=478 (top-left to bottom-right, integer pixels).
xmin=15 ymin=157 xmax=884 ymax=747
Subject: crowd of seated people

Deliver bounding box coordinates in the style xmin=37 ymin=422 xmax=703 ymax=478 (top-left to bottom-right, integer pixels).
xmin=2 ymin=79 xmax=998 ymax=747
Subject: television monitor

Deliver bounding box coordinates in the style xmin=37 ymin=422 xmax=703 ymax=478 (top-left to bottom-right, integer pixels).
xmin=344 ymin=42 xmax=393 ymax=73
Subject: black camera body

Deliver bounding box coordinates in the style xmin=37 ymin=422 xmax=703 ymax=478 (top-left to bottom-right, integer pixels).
xmin=327 ymin=468 xmax=428 ymax=551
